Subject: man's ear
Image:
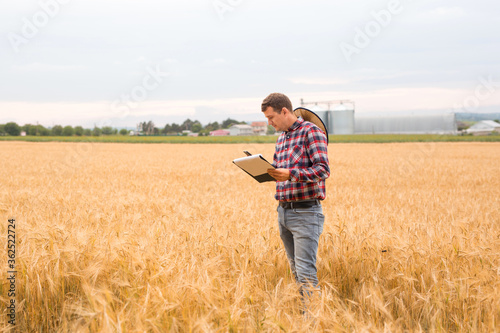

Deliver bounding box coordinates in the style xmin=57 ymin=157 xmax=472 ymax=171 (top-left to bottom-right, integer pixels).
xmin=282 ymin=107 xmax=289 ymax=115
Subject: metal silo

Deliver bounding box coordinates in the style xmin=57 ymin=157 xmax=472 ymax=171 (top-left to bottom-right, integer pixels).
xmin=308 ymin=105 xmax=329 ymax=131
xmin=300 ymin=99 xmax=355 ymax=135
xmin=331 ymin=103 xmax=355 ymax=134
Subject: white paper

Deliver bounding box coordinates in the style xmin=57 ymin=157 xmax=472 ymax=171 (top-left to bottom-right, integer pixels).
xmin=232 ymin=154 xmax=274 ymax=176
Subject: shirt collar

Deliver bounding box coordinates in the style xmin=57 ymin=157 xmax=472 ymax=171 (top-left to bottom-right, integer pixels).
xmin=286 ymin=117 xmax=304 ymax=133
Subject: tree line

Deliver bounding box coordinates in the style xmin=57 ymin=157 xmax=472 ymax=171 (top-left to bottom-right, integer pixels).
xmin=0 ymin=118 xmax=251 ymax=136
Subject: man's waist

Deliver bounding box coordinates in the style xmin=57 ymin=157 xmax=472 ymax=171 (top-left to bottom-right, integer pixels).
xmin=278 ymin=199 xmax=321 ymax=209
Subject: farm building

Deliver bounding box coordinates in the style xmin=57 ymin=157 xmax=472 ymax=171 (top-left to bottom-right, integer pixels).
xmin=465 ymin=120 xmax=500 ymax=135
xmin=355 ymin=112 xmax=457 ymax=134
xmin=229 ymin=124 xmax=253 ymax=136
xmin=251 ymin=121 xmax=267 ymax=136
xmin=301 ymin=99 xmax=457 ymax=135
xmin=209 ymin=129 xmax=230 ymax=136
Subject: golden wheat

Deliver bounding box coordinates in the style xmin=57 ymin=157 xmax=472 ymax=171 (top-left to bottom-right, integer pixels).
xmin=0 ymin=142 xmax=499 ymax=332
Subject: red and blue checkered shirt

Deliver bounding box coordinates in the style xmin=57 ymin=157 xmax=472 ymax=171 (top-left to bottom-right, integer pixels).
xmin=272 ymin=117 xmax=330 ymax=202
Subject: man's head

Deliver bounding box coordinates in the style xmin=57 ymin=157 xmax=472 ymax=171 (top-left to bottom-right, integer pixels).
xmin=261 ymin=93 xmax=297 ymax=132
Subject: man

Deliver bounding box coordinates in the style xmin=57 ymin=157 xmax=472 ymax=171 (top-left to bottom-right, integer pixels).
xmin=262 ymin=92 xmax=330 ymax=300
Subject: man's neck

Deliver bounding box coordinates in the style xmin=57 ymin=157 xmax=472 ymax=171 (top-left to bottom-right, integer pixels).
xmin=284 ymin=116 xmax=298 ymax=131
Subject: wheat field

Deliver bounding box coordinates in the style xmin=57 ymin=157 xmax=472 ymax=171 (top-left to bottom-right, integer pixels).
xmin=0 ymin=141 xmax=499 ymax=332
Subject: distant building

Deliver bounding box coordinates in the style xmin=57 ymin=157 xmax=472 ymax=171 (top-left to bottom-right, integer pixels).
xmin=309 ymin=104 xmax=355 ymax=135
xmin=251 ymin=121 xmax=267 ymax=136
xmin=465 ymin=120 xmax=500 ymax=135
xmin=229 ymin=124 xmax=253 ymax=136
xmin=355 ymin=112 xmax=457 ymax=134
xmin=20 ymin=131 xmax=26 ymax=136
xmin=210 ymin=129 xmax=230 ymax=136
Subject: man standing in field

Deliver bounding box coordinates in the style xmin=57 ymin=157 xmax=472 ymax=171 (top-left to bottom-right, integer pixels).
xmin=262 ymin=92 xmax=330 ymax=302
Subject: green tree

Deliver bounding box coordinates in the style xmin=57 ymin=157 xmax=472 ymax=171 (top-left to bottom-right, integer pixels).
xmin=92 ymin=127 xmax=102 ymax=136
xmin=0 ymin=124 xmax=5 ymax=135
xmin=119 ymin=128 xmax=128 ymax=135
xmin=4 ymin=122 xmax=21 ymax=136
xmin=102 ymin=126 xmax=114 ymax=135
xmin=83 ymin=128 xmax=92 ymax=136
xmin=52 ymin=125 xmax=63 ymax=136
xmin=22 ymin=124 xmax=34 ymax=135
xmin=62 ymin=126 xmax=74 ymax=136
xmin=205 ymin=121 xmax=220 ymax=132
xmin=181 ymin=119 xmax=194 ymax=131
xmin=37 ymin=125 xmax=50 ymax=136
xmin=170 ymin=123 xmax=181 ymax=134
xmin=161 ymin=124 xmax=169 ymax=134
xmin=199 ymin=129 xmax=210 ymax=136
xmin=267 ymin=125 xmax=276 ymax=135
xmin=22 ymin=124 xmax=41 ymax=136
xmin=192 ymin=122 xmax=202 ymax=133
xmin=74 ymin=126 xmax=84 ymax=136
xmin=138 ymin=121 xmax=155 ymax=135
xmin=222 ymin=118 xmax=243 ymax=129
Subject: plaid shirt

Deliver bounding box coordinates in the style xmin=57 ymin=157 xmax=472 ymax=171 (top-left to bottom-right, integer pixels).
xmin=272 ymin=117 xmax=330 ymax=202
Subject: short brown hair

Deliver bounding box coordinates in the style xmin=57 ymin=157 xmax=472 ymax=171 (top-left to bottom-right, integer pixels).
xmin=261 ymin=93 xmax=293 ymax=114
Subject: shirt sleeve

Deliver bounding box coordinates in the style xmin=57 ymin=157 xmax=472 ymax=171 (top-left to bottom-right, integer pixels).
xmin=289 ymin=127 xmax=330 ymax=183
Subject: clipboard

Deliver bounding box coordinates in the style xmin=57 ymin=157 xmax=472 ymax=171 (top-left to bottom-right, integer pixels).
xmin=232 ymin=154 xmax=275 ymax=183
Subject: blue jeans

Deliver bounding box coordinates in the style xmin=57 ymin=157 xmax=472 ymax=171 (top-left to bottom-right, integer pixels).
xmin=277 ymin=203 xmax=325 ymax=296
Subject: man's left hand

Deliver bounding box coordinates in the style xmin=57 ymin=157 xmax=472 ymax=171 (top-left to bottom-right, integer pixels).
xmin=267 ymin=168 xmax=291 ymax=181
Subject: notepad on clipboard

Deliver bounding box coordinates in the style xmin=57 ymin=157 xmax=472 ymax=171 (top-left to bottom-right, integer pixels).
xmin=232 ymin=154 xmax=275 ymax=183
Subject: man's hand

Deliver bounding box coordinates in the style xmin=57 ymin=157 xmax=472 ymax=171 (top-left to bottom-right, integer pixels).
xmin=267 ymin=168 xmax=291 ymax=181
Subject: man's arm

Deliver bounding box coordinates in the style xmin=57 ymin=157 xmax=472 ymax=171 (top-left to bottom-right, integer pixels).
xmin=289 ymin=127 xmax=330 ymax=183
xmin=269 ymin=135 xmax=289 ymax=181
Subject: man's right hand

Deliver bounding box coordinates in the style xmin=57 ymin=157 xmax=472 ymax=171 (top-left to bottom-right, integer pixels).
xmin=267 ymin=168 xmax=291 ymax=181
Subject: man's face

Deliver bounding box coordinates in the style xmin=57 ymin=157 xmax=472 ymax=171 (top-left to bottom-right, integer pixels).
xmin=263 ymin=106 xmax=287 ymax=132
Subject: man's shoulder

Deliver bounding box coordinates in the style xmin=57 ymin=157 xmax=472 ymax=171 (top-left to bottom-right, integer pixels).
xmin=299 ymin=121 xmax=326 ymax=138
xmin=300 ymin=120 xmax=319 ymax=131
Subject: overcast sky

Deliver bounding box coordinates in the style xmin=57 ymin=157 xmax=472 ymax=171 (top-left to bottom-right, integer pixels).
xmin=1 ymin=0 xmax=499 ymax=127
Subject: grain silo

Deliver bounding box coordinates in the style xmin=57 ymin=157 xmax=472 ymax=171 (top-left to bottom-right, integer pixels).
xmin=300 ymin=100 xmax=355 ymax=135
xmin=330 ymin=103 xmax=355 ymax=134
xmin=307 ymin=104 xmax=329 ymax=129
